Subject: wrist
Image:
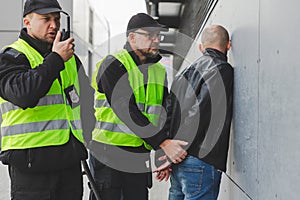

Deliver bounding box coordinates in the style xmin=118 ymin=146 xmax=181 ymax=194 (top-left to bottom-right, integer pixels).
xmin=159 ymin=139 xmax=171 ymax=148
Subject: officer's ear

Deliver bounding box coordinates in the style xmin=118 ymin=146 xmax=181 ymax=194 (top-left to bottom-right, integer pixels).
xmin=23 ymin=13 xmax=32 ymax=27
xmin=23 ymin=18 xmax=30 ymax=27
xmin=128 ymin=32 xmax=135 ymax=44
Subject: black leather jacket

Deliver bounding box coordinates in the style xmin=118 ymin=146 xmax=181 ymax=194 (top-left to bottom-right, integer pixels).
xmin=168 ymin=48 xmax=233 ymax=171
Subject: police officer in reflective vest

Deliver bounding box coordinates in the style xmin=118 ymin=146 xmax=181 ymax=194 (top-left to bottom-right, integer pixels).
xmin=0 ymin=0 xmax=92 ymax=199
xmin=88 ymin=13 xmax=188 ymax=200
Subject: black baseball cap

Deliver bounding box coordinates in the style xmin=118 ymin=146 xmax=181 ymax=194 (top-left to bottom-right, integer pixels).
xmin=126 ymin=13 xmax=168 ymax=36
xmin=23 ymin=0 xmax=62 ymax=17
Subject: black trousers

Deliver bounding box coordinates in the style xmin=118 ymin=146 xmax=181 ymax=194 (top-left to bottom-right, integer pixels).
xmin=9 ymin=163 xmax=83 ymax=200
xmin=89 ymin=153 xmax=150 ymax=200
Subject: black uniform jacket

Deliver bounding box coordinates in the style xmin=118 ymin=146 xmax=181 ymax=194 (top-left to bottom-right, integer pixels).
xmin=169 ymin=48 xmax=233 ymax=171
xmin=0 ymin=28 xmax=94 ymax=172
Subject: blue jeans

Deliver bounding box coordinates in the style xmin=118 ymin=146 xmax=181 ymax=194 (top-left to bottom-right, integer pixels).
xmin=169 ymin=156 xmax=222 ymax=200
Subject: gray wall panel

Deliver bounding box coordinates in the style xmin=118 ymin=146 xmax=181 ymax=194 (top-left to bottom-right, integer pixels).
xmin=219 ymin=174 xmax=253 ymax=200
xmin=0 ymin=32 xmax=19 ymax=49
xmin=258 ymin=0 xmax=300 ymax=199
xmin=200 ymin=0 xmax=260 ymax=199
xmin=0 ymin=0 xmax=23 ymax=31
xmin=182 ymin=0 xmax=300 ymax=199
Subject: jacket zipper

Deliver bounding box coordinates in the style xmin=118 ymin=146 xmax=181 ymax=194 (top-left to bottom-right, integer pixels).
xmin=27 ymin=149 xmax=32 ymax=168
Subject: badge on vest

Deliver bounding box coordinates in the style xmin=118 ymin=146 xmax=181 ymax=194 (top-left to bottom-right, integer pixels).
xmin=64 ymin=85 xmax=80 ymax=108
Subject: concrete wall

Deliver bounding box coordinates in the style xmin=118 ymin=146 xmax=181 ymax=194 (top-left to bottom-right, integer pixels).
xmin=0 ymin=0 xmax=23 ymax=48
xmin=182 ymin=0 xmax=300 ymax=199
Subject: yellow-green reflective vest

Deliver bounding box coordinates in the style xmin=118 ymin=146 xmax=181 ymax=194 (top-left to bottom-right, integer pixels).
xmin=0 ymin=38 xmax=84 ymax=151
xmin=91 ymin=49 xmax=166 ymax=150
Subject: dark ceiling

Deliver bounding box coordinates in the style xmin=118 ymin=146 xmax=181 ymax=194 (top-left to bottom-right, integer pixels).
xmin=145 ymin=0 xmax=185 ymax=29
xmin=145 ymin=0 xmax=219 ymax=69
xmin=145 ymin=0 xmax=186 ymax=54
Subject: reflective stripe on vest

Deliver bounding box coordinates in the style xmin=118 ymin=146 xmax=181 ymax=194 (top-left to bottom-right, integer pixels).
xmin=0 ymin=38 xmax=83 ymax=151
xmin=0 ymin=94 xmax=64 ymax=114
xmin=92 ymin=49 xmax=166 ymax=150
xmin=94 ymin=99 xmax=162 ymax=116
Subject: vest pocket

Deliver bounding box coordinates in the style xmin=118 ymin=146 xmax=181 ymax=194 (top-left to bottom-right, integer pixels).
xmin=0 ymin=150 xmax=12 ymax=165
xmin=0 ymin=149 xmax=35 ymax=172
xmin=4 ymin=149 xmax=31 ymax=171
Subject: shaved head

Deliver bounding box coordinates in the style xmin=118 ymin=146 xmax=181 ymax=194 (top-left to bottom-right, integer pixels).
xmin=201 ymin=25 xmax=230 ymax=52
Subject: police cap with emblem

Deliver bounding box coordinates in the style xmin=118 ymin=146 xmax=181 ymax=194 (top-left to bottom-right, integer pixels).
xmin=23 ymin=0 xmax=63 ymax=17
xmin=126 ymin=13 xmax=168 ymax=36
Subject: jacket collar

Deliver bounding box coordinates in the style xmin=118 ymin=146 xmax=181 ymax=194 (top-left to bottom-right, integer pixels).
xmin=204 ymin=48 xmax=228 ymax=62
xmin=20 ymin=28 xmax=52 ymax=57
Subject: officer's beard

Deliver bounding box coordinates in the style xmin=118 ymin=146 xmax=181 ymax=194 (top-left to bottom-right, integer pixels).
xmin=137 ymin=41 xmax=159 ymax=58
xmin=138 ymin=48 xmax=159 ymax=58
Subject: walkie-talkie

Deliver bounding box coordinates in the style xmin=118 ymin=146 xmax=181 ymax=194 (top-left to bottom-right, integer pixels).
xmin=60 ymin=11 xmax=70 ymax=41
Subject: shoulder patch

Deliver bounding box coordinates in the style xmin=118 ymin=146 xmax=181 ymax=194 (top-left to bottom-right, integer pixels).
xmin=1 ymin=48 xmax=22 ymax=58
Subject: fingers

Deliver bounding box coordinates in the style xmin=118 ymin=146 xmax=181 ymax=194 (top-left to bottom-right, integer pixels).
xmin=52 ymin=36 xmax=75 ymax=61
xmin=67 ymin=42 xmax=75 ymax=53
xmin=67 ymin=38 xmax=75 ymax=52
xmin=164 ymin=170 xmax=170 ymax=181
xmin=54 ymin=31 xmax=61 ymax=44
xmin=173 ymin=150 xmax=188 ymax=163
xmin=71 ymin=43 xmax=75 ymax=50
xmin=155 ymin=171 xmax=167 ymax=181
xmin=152 ymin=160 xmax=171 ymax=172
xmin=170 ymin=140 xmax=188 ymax=163
xmin=176 ymin=140 xmax=188 ymax=146
xmin=66 ymin=37 xmax=75 ymax=44
xmin=155 ymin=171 xmax=164 ymax=181
xmin=158 ymin=155 xmax=167 ymax=161
xmin=64 ymin=37 xmax=75 ymax=49
xmin=168 ymin=148 xmax=187 ymax=164
xmin=160 ymin=139 xmax=188 ymax=164
xmin=155 ymin=167 xmax=172 ymax=182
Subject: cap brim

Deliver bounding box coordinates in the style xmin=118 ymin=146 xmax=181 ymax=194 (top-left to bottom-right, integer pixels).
xmin=141 ymin=25 xmax=169 ymax=32
xmin=34 ymin=7 xmax=62 ymax=15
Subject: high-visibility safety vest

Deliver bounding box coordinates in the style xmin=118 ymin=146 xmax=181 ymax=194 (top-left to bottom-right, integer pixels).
xmin=91 ymin=49 xmax=166 ymax=150
xmin=0 ymin=38 xmax=84 ymax=151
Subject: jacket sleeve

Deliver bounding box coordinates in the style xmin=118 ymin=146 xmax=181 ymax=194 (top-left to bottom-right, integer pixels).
xmin=0 ymin=48 xmax=65 ymax=109
xmin=96 ymin=55 xmax=168 ymax=149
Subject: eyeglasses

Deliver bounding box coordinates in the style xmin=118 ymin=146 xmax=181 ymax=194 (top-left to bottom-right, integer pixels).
xmin=133 ymin=31 xmax=165 ymax=41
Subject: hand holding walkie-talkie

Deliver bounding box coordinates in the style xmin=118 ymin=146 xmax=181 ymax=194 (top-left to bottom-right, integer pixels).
xmin=53 ymin=32 xmax=74 ymax=62
xmin=52 ymin=11 xmax=74 ymax=62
